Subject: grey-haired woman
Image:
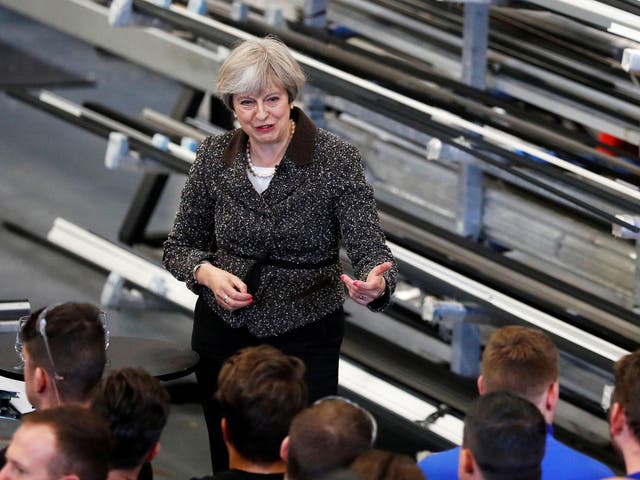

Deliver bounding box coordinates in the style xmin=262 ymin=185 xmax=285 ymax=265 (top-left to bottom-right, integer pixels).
xmin=163 ymin=36 xmax=397 ymax=472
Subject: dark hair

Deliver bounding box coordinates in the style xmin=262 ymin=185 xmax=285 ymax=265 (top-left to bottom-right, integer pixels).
xmin=463 ymin=391 xmax=546 ymax=480
xmin=287 ymin=399 xmax=375 ymax=480
xmin=215 ymin=345 xmax=307 ymax=463
xmin=22 ymin=303 xmax=106 ymax=402
xmin=612 ymin=350 xmax=640 ymax=441
xmin=481 ymin=326 xmax=558 ymax=401
xmin=91 ymin=367 xmax=171 ymax=470
xmin=22 ymin=406 xmax=112 ymax=480
xmin=350 ymin=449 xmax=424 ymax=480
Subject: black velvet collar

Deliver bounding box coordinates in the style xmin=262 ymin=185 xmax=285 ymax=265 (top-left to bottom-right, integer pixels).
xmin=221 ymin=106 xmax=317 ymax=167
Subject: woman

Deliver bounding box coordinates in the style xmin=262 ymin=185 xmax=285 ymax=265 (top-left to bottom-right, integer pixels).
xmin=163 ymin=37 xmax=397 ymax=472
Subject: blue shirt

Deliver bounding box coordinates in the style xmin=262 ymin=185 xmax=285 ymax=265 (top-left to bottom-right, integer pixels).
xmin=418 ymin=425 xmax=614 ymax=480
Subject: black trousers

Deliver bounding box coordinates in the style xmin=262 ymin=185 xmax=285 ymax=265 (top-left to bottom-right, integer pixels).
xmin=192 ymin=296 xmax=344 ymax=473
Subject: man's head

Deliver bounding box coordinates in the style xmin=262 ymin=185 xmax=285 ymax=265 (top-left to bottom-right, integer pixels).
xmin=0 ymin=406 xmax=112 ymax=480
xmin=350 ymin=449 xmax=425 ymax=480
xmin=22 ymin=303 xmax=106 ymax=409
xmin=283 ymin=397 xmax=376 ymax=480
xmin=91 ymin=367 xmax=171 ymax=472
xmin=479 ymin=326 xmax=559 ymax=423
xmin=608 ymin=350 xmax=640 ymax=469
xmin=215 ymin=345 xmax=307 ymax=466
xmin=459 ymin=391 xmax=547 ymax=480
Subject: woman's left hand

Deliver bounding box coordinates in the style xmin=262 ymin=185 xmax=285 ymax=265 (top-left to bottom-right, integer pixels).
xmin=340 ymin=262 xmax=392 ymax=306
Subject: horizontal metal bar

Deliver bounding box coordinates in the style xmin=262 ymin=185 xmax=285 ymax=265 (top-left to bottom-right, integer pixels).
xmin=7 ymin=89 xmax=194 ymax=174
xmin=339 ymin=358 xmax=463 ymax=445
xmin=525 ymin=0 xmax=640 ymax=34
xmin=0 ymin=0 xmax=226 ymax=92
xmin=388 ymin=241 xmax=630 ymax=363
xmin=46 ymin=217 xmax=197 ymax=311
xmin=131 ymin=0 xmax=640 ymax=204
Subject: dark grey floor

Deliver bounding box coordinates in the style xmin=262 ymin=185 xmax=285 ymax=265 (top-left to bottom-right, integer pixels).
xmin=0 ymin=6 xmax=211 ymax=479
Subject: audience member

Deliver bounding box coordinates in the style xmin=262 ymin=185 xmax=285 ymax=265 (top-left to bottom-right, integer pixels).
xmin=350 ymin=449 xmax=424 ymax=480
xmin=21 ymin=302 xmax=107 ymax=409
xmin=604 ymin=350 xmax=640 ymax=479
xmin=0 ymin=406 xmax=112 ymax=480
xmin=282 ymin=396 xmax=376 ymax=480
xmin=418 ymin=325 xmax=614 ymax=480
xmin=458 ymin=391 xmax=546 ymax=480
xmin=91 ymin=368 xmax=171 ymax=480
xmin=0 ymin=303 xmax=109 ymax=470
xmin=213 ymin=345 xmax=308 ymax=480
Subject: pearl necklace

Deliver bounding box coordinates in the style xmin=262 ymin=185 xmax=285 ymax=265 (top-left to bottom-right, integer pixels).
xmin=246 ymin=120 xmax=295 ymax=178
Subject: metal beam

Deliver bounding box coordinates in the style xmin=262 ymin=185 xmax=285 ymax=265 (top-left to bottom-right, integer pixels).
xmin=0 ymin=0 xmax=226 ymax=92
xmin=525 ymin=0 xmax=640 ymax=40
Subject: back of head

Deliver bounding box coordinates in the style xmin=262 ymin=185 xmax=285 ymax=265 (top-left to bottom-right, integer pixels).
xmin=216 ymin=36 xmax=306 ymax=110
xmin=350 ymin=449 xmax=425 ymax=480
xmin=91 ymin=367 xmax=171 ymax=470
xmin=462 ymin=391 xmax=546 ymax=480
xmin=215 ymin=345 xmax=307 ymax=463
xmin=287 ymin=398 xmax=376 ymax=480
xmin=23 ymin=405 xmax=112 ymax=480
xmin=22 ymin=303 xmax=106 ymax=403
xmin=613 ymin=350 xmax=640 ymax=441
xmin=481 ymin=326 xmax=558 ymax=401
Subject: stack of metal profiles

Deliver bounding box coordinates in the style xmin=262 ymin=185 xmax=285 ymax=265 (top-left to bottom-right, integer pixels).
xmin=2 ymin=0 xmax=640 ymax=468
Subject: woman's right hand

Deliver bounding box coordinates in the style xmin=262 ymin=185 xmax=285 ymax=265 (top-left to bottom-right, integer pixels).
xmin=195 ymin=263 xmax=253 ymax=311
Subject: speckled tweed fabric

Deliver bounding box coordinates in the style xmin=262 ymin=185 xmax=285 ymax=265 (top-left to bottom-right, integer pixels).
xmin=163 ymin=107 xmax=397 ymax=337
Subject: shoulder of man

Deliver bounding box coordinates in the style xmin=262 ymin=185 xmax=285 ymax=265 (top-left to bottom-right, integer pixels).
xmin=542 ymin=435 xmax=614 ymax=479
xmin=417 ymin=446 xmax=460 ymax=480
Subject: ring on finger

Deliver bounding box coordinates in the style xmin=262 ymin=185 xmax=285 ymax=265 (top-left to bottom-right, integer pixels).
xmin=223 ymin=294 xmax=230 ymax=304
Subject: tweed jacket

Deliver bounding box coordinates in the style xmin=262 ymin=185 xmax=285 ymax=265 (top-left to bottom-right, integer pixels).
xmin=163 ymin=107 xmax=397 ymax=337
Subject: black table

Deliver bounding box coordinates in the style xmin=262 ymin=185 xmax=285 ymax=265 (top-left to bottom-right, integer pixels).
xmin=0 ymin=334 xmax=199 ymax=381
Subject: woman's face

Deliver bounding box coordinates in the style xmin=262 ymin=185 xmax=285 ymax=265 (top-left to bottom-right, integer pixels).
xmin=232 ymin=83 xmax=292 ymax=148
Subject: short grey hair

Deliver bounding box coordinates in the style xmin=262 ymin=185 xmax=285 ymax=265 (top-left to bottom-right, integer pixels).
xmin=216 ymin=36 xmax=306 ymax=111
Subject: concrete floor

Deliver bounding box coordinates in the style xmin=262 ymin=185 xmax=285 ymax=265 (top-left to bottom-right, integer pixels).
xmin=0 ymin=6 xmax=212 ymax=479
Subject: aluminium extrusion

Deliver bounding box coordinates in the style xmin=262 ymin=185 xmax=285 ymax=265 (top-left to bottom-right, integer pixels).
xmin=5 ymin=0 xmax=640 ymax=196
xmin=525 ymin=0 xmax=640 ymax=34
xmin=0 ymin=301 xmax=30 ymax=321
xmin=0 ymin=0 xmax=226 ymax=93
xmin=132 ymin=0 xmax=640 ymax=202
xmin=339 ymin=358 xmax=463 ymax=445
xmin=389 ymin=241 xmax=630 ymax=363
xmin=332 ymin=0 xmax=640 ymax=126
xmin=46 ymin=217 xmax=197 ymax=311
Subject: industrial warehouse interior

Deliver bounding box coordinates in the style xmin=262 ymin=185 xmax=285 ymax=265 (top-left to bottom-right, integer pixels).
xmin=1 ymin=0 xmax=640 ymax=479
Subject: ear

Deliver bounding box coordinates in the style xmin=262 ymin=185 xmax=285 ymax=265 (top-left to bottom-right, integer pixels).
xmin=144 ymin=443 xmax=161 ymax=463
xmin=221 ymin=418 xmax=230 ymax=443
xmin=545 ymin=381 xmax=560 ymax=415
xmin=477 ymin=375 xmax=485 ymax=395
xmin=280 ymin=436 xmax=290 ymax=462
xmin=34 ymin=367 xmax=48 ymax=394
xmin=610 ymin=402 xmax=625 ymax=437
xmin=458 ymin=448 xmax=475 ymax=479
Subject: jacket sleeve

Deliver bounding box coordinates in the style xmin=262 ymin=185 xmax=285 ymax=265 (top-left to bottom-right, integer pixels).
xmin=333 ymin=144 xmax=398 ymax=312
xmin=163 ymin=136 xmax=217 ymax=293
